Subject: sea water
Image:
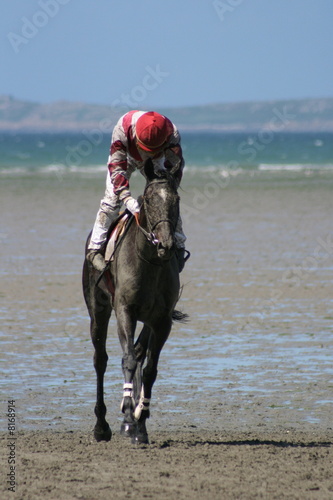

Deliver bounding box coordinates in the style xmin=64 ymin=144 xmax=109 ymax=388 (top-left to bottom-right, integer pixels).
xmin=0 ymin=131 xmax=332 ymax=175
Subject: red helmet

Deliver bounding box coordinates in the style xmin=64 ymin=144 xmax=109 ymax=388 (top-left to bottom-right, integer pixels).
xmin=136 ymin=112 xmax=169 ymax=152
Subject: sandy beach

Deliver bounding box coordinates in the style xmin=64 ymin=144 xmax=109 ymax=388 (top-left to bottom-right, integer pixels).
xmin=1 ymin=169 xmax=333 ymax=499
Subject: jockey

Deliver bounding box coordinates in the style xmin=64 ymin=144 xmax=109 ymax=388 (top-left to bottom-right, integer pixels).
xmin=87 ymin=110 xmax=188 ymax=272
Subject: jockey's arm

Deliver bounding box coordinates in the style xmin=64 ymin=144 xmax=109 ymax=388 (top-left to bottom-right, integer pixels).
xmin=107 ymin=123 xmax=132 ymax=202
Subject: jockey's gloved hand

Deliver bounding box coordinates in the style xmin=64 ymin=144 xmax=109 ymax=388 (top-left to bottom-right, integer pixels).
xmin=123 ymin=196 xmax=140 ymax=215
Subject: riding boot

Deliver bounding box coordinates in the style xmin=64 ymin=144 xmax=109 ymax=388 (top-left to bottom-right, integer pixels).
xmin=87 ymin=200 xmax=120 ymax=271
xmin=175 ymin=215 xmax=186 ymax=249
xmin=86 ymin=250 xmax=106 ymax=272
xmin=174 ymin=215 xmax=189 ymax=272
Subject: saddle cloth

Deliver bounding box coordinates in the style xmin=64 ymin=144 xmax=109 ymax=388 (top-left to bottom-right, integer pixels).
xmin=104 ymin=213 xmax=129 ymax=261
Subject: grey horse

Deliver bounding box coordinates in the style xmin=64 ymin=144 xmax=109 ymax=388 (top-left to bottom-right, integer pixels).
xmin=82 ymin=159 xmax=187 ymax=444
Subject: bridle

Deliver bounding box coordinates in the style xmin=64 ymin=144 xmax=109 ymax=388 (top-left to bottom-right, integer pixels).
xmin=135 ymin=179 xmax=178 ymax=247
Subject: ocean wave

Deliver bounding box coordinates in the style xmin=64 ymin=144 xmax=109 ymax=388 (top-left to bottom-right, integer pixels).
xmin=184 ymin=164 xmax=244 ymax=176
xmin=68 ymin=164 xmax=107 ymax=174
xmin=0 ymin=164 xmax=107 ymax=176
xmin=258 ymin=163 xmax=333 ymax=171
xmin=0 ymin=167 xmax=30 ymax=176
xmin=2 ymin=162 xmax=333 ymax=178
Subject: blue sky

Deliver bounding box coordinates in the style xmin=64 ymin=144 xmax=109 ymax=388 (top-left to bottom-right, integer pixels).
xmin=1 ymin=0 xmax=333 ymax=108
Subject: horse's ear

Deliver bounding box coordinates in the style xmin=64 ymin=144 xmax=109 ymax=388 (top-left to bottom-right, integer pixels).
xmin=144 ymin=158 xmax=158 ymax=181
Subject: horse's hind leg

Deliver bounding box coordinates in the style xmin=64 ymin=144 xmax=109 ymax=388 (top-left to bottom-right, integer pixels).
xmin=83 ymin=238 xmax=113 ymax=441
xmin=84 ymin=271 xmax=112 ymax=441
xmin=91 ymin=309 xmax=112 ymax=441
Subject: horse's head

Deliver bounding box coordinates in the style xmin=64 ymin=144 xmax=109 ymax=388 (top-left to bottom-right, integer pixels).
xmin=141 ymin=159 xmax=180 ymax=260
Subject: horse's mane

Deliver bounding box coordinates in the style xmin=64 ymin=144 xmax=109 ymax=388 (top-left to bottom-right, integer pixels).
xmin=145 ymin=171 xmax=178 ymax=191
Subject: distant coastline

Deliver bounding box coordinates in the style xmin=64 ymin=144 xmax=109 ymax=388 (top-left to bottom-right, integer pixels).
xmin=0 ymin=95 xmax=332 ymax=132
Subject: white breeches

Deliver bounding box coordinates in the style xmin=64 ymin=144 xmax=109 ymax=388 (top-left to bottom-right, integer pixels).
xmin=88 ymin=174 xmax=122 ymax=250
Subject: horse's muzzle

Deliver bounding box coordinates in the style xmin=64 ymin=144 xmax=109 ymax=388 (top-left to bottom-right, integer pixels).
xmin=157 ymin=241 xmax=173 ymax=260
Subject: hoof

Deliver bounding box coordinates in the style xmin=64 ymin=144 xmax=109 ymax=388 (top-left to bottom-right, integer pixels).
xmin=133 ymin=420 xmax=149 ymax=444
xmin=94 ymin=424 xmax=112 ymax=442
xmin=120 ymin=422 xmax=137 ymax=438
xmin=132 ymin=432 xmax=149 ymax=445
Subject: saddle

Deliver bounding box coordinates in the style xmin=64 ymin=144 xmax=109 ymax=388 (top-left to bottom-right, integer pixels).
xmin=104 ymin=212 xmax=130 ymax=262
xmin=98 ymin=211 xmax=131 ymax=302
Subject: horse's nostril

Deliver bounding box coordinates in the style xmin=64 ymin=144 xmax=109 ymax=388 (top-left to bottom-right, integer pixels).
xmin=157 ymin=242 xmax=168 ymax=259
xmin=158 ymin=244 xmax=166 ymax=254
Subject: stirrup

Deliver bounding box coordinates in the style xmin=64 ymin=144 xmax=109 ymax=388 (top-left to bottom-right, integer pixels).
xmin=176 ymin=248 xmax=190 ymax=273
xmin=184 ymin=249 xmax=191 ymax=262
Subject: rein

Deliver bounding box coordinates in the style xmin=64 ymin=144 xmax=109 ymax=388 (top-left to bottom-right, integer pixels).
xmin=134 ymin=213 xmax=175 ymax=246
xmin=134 ymin=212 xmax=159 ymax=245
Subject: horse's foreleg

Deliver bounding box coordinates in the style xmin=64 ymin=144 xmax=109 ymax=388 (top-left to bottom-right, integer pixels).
xmin=133 ymin=325 xmax=151 ymax=402
xmin=129 ymin=325 xmax=151 ymax=443
xmin=117 ymin=307 xmax=138 ymax=437
xmin=133 ymin=320 xmax=172 ymax=444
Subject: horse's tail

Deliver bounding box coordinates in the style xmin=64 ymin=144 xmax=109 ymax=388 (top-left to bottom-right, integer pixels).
xmin=172 ymin=310 xmax=189 ymax=323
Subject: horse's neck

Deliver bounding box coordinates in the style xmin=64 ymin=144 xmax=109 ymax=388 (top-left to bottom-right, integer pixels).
xmin=138 ymin=208 xmax=148 ymax=230
xmin=135 ymin=209 xmax=158 ymax=261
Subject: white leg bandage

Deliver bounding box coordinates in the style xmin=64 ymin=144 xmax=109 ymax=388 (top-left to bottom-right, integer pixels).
xmin=134 ymin=386 xmax=151 ymax=420
xmin=120 ymin=383 xmax=135 ymax=412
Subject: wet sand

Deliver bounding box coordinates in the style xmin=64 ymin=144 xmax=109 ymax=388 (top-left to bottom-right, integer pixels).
xmin=1 ymin=170 xmax=333 ymax=499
